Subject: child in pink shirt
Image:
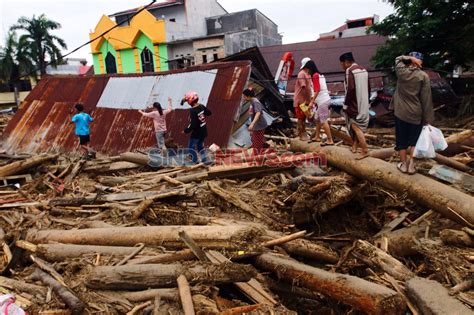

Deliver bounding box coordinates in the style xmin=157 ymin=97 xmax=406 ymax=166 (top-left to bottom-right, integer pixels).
xmin=139 ymin=97 xmax=173 ymax=151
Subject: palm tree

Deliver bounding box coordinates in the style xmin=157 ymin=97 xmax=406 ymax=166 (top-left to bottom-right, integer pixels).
xmin=0 ymin=31 xmax=34 ymax=105
xmin=11 ymin=14 xmax=67 ymax=76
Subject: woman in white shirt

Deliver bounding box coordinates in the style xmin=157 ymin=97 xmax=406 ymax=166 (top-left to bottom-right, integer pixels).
xmin=306 ymin=60 xmax=334 ymax=145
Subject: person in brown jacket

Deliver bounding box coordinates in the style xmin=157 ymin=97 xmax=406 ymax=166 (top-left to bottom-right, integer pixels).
xmin=390 ymin=52 xmax=434 ymax=174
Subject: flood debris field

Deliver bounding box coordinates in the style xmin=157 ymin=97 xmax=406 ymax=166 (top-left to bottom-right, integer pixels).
xmin=0 ymin=113 xmax=473 ymax=314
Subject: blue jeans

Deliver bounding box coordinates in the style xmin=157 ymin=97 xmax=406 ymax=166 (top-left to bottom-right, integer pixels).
xmin=155 ymin=131 xmax=166 ymax=151
xmin=188 ymin=138 xmax=207 ymax=163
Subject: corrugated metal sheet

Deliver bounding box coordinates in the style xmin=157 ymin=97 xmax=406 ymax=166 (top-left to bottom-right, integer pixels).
xmin=3 ymin=61 xmax=251 ymax=155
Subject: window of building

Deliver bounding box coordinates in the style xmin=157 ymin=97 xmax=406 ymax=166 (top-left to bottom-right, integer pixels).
xmin=213 ymin=53 xmax=219 ymax=61
xmin=141 ymin=47 xmax=155 ymax=73
xmin=105 ymin=52 xmax=117 ymax=74
xmin=169 ymin=18 xmax=176 ymax=22
xmin=202 ymin=55 xmax=208 ymax=64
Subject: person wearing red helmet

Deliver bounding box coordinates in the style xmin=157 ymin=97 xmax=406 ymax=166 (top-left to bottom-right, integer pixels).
xmin=182 ymin=91 xmax=212 ymax=164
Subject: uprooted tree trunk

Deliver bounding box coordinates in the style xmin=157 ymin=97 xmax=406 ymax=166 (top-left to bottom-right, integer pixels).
xmin=255 ymin=253 xmax=405 ymax=315
xmin=291 ymin=140 xmax=474 ymax=227
xmin=86 ymin=263 xmax=256 ymax=290
xmin=26 ymin=225 xmax=262 ymax=249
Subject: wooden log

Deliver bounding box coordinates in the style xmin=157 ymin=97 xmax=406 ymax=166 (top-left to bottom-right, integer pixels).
xmin=120 ymin=152 xmax=150 ymax=166
xmin=132 ymin=199 xmax=154 ymax=219
xmin=64 ymin=160 xmax=86 ymax=183
xmin=30 ymin=268 xmax=86 ymax=315
xmin=104 ymin=288 xmax=179 ymax=302
xmin=376 ymin=225 xmax=426 ymax=257
xmin=261 ymin=230 xmax=306 ymax=248
xmin=0 ymin=154 xmax=57 ymax=177
xmin=49 ymin=188 xmax=185 ymax=206
xmin=127 ymin=249 xmax=196 ymax=265
xmin=279 ymin=238 xmax=339 ymax=263
xmin=0 ymin=275 xmax=47 ymax=296
xmin=352 ymin=240 xmax=415 ymax=281
xmin=440 ymin=229 xmax=474 ymax=247
xmin=177 ymin=275 xmax=195 ymax=315
xmin=26 ymin=225 xmax=260 ymax=249
xmin=291 ymin=140 xmax=474 ymax=227
xmin=255 ymin=253 xmax=405 ymax=314
xmin=406 ymin=277 xmax=472 ymax=315
xmin=31 ymin=243 xmax=147 ymax=261
xmin=86 ymin=263 xmax=257 ymax=290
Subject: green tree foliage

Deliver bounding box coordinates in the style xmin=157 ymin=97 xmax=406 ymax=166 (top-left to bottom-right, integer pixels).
xmin=371 ymin=1 xmax=474 ymax=71
xmin=11 ymin=14 xmax=67 ymax=76
xmin=0 ymin=31 xmax=34 ymax=84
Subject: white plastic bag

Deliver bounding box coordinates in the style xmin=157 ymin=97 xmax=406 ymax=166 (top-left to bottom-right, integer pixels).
xmin=0 ymin=295 xmax=26 ymax=315
xmin=428 ymin=125 xmax=448 ymax=152
xmin=413 ymin=126 xmax=436 ymax=158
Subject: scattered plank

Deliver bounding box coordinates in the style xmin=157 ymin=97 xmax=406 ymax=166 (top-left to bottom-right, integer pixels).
xmin=374 ymin=212 xmax=410 ymax=238
xmin=429 ymin=165 xmax=474 ymax=192
xmin=177 ymin=275 xmax=195 ymax=315
xmin=261 ymin=230 xmax=306 ymax=248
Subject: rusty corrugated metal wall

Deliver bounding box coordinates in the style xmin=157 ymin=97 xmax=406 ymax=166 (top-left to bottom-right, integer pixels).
xmin=3 ymin=61 xmax=251 ymax=155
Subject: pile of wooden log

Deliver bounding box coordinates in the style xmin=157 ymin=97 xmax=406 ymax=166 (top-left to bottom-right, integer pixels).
xmin=0 ymin=126 xmax=472 ymax=314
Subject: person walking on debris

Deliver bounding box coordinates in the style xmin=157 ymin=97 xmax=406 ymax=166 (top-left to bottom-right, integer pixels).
xmin=294 ymin=57 xmax=313 ymax=140
xmin=182 ymin=91 xmax=212 ymax=164
xmin=243 ymin=88 xmax=269 ymax=153
xmin=139 ymin=97 xmax=173 ymax=152
xmin=305 ymin=60 xmax=334 ymax=146
xmin=70 ymin=103 xmax=94 ymax=159
xmin=340 ymin=52 xmax=370 ymax=158
xmin=391 ymin=52 xmax=434 ymax=174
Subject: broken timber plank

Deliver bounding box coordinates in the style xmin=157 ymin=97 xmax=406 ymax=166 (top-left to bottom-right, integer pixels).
xmin=291 ymin=140 xmax=474 ymax=227
xmin=374 ymin=212 xmax=410 ymax=238
xmin=177 ymin=275 xmax=195 ymax=315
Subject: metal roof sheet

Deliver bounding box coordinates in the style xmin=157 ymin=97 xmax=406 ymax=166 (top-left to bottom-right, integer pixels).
xmin=3 ymin=61 xmax=251 ymax=155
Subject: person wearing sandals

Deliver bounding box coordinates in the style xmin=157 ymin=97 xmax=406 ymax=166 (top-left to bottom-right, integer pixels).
xmin=294 ymin=57 xmax=313 ymax=140
xmin=391 ymin=52 xmax=434 ymax=174
xmin=305 ymin=60 xmax=334 ymax=146
xmin=339 ymin=52 xmax=370 ymax=158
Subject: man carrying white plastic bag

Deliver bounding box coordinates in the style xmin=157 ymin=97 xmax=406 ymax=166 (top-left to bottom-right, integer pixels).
xmin=390 ymin=52 xmax=435 ymax=174
xmin=413 ymin=125 xmax=448 ymax=159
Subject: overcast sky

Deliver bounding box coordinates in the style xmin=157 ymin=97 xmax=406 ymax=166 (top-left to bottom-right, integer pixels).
xmin=0 ymin=0 xmax=394 ymax=64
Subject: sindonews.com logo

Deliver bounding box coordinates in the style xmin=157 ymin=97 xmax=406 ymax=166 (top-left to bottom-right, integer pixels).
xmin=147 ymin=148 xmax=327 ymax=168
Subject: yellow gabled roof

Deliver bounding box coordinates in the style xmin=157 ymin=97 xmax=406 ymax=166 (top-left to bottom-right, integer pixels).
xmin=89 ymin=9 xmax=166 ymax=53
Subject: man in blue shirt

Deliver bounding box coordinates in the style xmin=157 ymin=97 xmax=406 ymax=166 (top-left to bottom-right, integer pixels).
xmin=71 ymin=103 xmax=94 ymax=158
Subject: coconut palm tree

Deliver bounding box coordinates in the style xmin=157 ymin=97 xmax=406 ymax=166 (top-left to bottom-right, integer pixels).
xmin=0 ymin=31 xmax=34 ymax=105
xmin=11 ymin=14 xmax=67 ymax=76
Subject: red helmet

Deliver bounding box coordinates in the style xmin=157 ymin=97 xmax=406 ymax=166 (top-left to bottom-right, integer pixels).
xmin=183 ymin=91 xmax=199 ymax=105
